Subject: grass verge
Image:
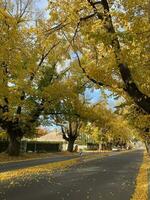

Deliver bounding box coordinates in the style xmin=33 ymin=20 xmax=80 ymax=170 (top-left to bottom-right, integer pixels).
xmin=0 ymin=158 xmax=80 ymax=183
xmin=131 ymin=152 xmax=150 ymax=200
xmin=0 ymin=151 xmax=75 ymax=164
xmin=0 ymin=152 xmax=111 ymax=183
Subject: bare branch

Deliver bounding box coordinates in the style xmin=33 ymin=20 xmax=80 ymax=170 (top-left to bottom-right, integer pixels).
xmin=44 ymin=22 xmax=69 ymax=37
xmin=38 ymin=41 xmax=60 ymax=67
xmin=18 ymin=0 xmax=31 ymax=19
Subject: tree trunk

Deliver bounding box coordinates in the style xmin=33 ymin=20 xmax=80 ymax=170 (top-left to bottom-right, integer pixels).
xmin=7 ymin=135 xmax=20 ymax=156
xmin=144 ymin=141 xmax=150 ymax=156
xmin=67 ymin=139 xmax=75 ymax=152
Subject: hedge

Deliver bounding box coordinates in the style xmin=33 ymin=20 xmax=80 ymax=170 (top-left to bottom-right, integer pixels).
xmin=0 ymin=140 xmax=62 ymax=153
xmin=26 ymin=141 xmax=62 ymax=153
xmin=87 ymin=143 xmax=99 ymax=150
xmin=0 ymin=140 xmax=9 ymax=153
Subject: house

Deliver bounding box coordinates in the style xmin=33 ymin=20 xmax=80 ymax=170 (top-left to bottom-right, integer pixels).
xmin=37 ymin=131 xmax=67 ymax=151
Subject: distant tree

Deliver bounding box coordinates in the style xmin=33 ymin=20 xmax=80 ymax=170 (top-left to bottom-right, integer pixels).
xmin=81 ymin=108 xmax=136 ymax=150
xmin=122 ymin=105 xmax=150 ymax=155
xmin=44 ymin=80 xmax=90 ymax=152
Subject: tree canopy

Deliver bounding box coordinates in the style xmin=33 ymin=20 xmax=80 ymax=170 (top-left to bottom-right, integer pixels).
xmin=48 ymin=0 xmax=150 ymax=113
xmin=0 ymin=0 xmax=149 ymax=155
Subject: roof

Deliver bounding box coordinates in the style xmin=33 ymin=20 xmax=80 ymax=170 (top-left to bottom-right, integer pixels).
xmin=37 ymin=131 xmax=66 ymax=142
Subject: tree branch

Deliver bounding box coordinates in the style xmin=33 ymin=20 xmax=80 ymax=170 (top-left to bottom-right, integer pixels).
xmin=61 ymin=126 xmax=69 ymax=141
xmin=74 ymin=51 xmax=110 ymax=87
xmin=39 ymin=41 xmax=60 ymax=66
xmin=80 ymin=13 xmax=96 ymax=21
xmin=87 ymin=0 xmax=104 ymax=20
xmin=62 ymin=31 xmax=110 ymax=88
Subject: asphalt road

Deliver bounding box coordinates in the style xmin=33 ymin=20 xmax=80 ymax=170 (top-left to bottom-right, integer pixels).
xmin=0 ymin=150 xmax=143 ymax=200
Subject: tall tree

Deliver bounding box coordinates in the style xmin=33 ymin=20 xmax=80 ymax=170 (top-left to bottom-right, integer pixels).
xmin=0 ymin=0 xmax=68 ymax=155
xmin=44 ymin=79 xmax=91 ymax=152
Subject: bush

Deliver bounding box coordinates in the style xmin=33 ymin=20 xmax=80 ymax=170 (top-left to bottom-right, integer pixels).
xmin=87 ymin=143 xmax=99 ymax=150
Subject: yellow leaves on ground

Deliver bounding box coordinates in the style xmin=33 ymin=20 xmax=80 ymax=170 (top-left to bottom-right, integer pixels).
xmin=130 ymin=152 xmax=150 ymax=200
xmin=0 ymin=158 xmax=79 ymax=182
xmin=0 ymin=152 xmax=112 ymax=184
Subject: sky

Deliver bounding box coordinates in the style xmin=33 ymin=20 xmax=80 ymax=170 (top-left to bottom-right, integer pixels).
xmin=36 ymin=0 xmax=48 ymax=9
xmin=85 ymin=88 xmax=118 ymax=109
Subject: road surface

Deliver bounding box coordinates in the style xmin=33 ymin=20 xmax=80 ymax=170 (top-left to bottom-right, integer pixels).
xmin=0 ymin=150 xmax=143 ymax=200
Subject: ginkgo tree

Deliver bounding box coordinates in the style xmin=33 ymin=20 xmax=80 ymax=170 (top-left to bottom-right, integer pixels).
xmin=82 ymin=108 xmax=137 ymax=150
xmin=119 ymin=104 xmax=150 ymax=154
xmin=48 ymin=0 xmax=150 ymax=114
xmin=106 ymin=116 xmax=137 ymax=149
xmin=0 ymin=0 xmax=69 ymax=156
xmin=42 ymin=77 xmax=93 ymax=152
